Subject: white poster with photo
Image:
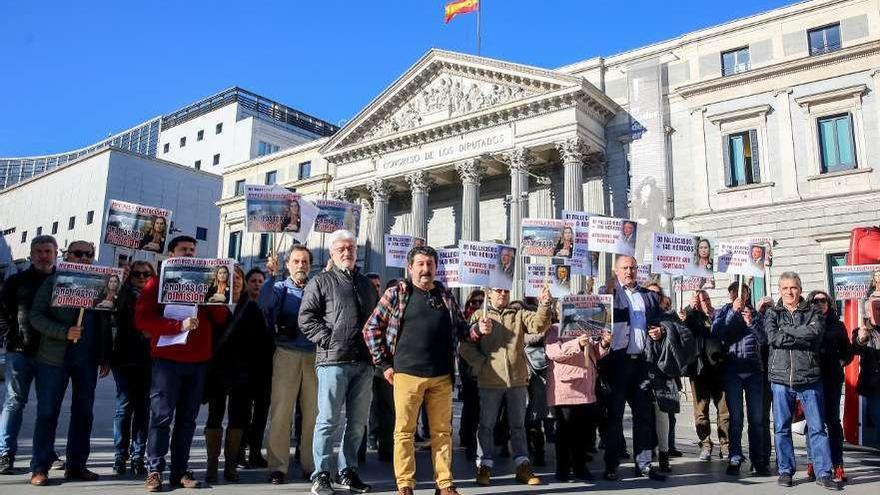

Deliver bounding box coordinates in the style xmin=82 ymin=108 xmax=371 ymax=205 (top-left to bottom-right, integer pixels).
xmin=735 ymin=235 xmax=775 ymax=268
xmin=673 ymin=276 xmax=715 ymax=292
xmin=716 ymin=241 xmax=766 ymax=278
xmin=521 ymin=219 xmax=569 ymax=257
xmin=314 ymin=199 xmax=362 ymax=237
xmin=458 ymin=241 xmax=516 ymax=290
xmin=637 ymin=263 xmax=659 ymax=286
xmin=384 ymin=234 xmax=426 ymax=269
xmin=436 ymin=248 xmax=461 ymax=288
xmin=563 ymin=210 xmax=592 ymax=274
xmin=651 ymin=233 xmax=715 ymax=278
xmin=559 ymin=294 xmax=613 ymax=339
xmin=245 ymin=185 xmax=318 ymax=244
xmin=831 ymin=265 xmax=880 ymax=300
xmin=587 ymin=216 xmax=638 ymax=257
xmin=524 ymin=263 xmax=572 ymax=298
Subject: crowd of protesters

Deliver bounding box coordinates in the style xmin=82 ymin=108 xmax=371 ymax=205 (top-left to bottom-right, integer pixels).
xmin=0 ymin=232 xmax=879 ymax=494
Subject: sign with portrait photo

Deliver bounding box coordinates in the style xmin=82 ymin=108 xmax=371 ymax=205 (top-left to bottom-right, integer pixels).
xmin=587 ymin=216 xmax=638 ymax=257
xmin=458 ymin=241 xmax=516 ymax=290
xmin=435 ymin=248 xmax=460 ymax=288
xmin=245 ymin=185 xmax=318 ymax=243
xmin=314 ymin=199 xmax=362 ymax=237
xmin=385 ymin=234 xmax=426 ymax=269
xmin=832 ymin=265 xmax=880 ymax=300
xmin=51 ymin=262 xmax=125 ymax=311
xmin=562 ymin=210 xmax=591 ymax=271
xmin=158 ymin=257 xmax=236 ymax=305
xmin=524 ymin=263 xmax=572 ymax=298
xmin=559 ymin=294 xmax=613 ymax=339
xmin=716 ymin=241 xmax=766 ymax=278
xmin=651 ymin=233 xmax=715 ymax=278
xmin=103 ymin=200 xmax=173 ymax=253
xmin=521 ymin=219 xmax=571 ymax=258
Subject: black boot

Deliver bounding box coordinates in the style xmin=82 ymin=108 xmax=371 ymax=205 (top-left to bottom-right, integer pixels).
xmin=659 ymin=452 xmax=672 ymax=473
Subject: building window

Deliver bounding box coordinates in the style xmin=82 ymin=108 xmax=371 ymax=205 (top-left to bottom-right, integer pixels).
xmin=179 ymin=137 xmax=186 ymax=148
xmin=51 ymin=221 xmax=58 ymax=235
xmin=197 ymin=130 xmax=204 ymax=141
xmin=258 ymin=141 xmax=280 ymax=157
xmin=817 ymin=113 xmax=857 ymax=173
xmin=163 ymin=143 xmax=170 ymax=153
xmin=826 ymin=252 xmax=848 ymax=315
xmin=722 ymin=130 xmax=761 ymax=187
xmin=228 ymin=231 xmax=242 ymax=260
xmin=194 ymin=160 xmax=201 ymax=170
xmin=86 ymin=210 xmax=94 ymax=225
xmin=234 ymin=179 xmax=246 ymax=196
xmin=36 ymin=226 xmax=42 ymax=236
xmin=196 ymin=227 xmax=208 ymax=241
xmin=213 ymin=154 xmax=220 ymax=166
xmin=265 ymin=170 xmax=277 ymax=185
xmin=216 ymin=122 xmax=223 ymax=134
xmin=258 ymin=233 xmax=271 ymax=260
xmin=809 ymin=23 xmax=841 ymax=56
xmin=721 ymin=47 xmax=750 ymax=76
xmin=298 ymin=161 xmax=312 ymax=180
xmin=68 ymin=216 xmax=76 ymax=230
xmin=20 ymin=231 xmax=27 ymax=244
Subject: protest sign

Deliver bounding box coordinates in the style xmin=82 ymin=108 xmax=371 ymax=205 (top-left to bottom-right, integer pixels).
xmin=314 ymin=199 xmax=362 ymax=237
xmin=716 ymin=241 xmax=766 ymax=278
xmin=735 ymin=235 xmax=775 ymax=268
xmin=559 ymin=294 xmax=613 ymax=339
xmin=436 ymin=248 xmax=460 ymax=288
xmin=158 ymin=257 xmax=236 ymax=305
xmin=458 ymin=241 xmax=516 ymax=290
xmin=673 ymin=276 xmax=715 ymax=292
xmin=651 ymin=233 xmax=715 ymax=278
xmin=524 ymin=263 xmax=572 ymax=298
xmin=385 ymin=235 xmax=426 ymax=269
xmin=587 ymin=216 xmax=638 ymax=256
xmin=51 ymin=262 xmax=125 ymax=310
xmin=245 ymin=185 xmax=318 ymax=243
xmin=636 ymin=263 xmax=659 ymax=286
xmin=831 ymin=265 xmax=880 ymax=300
xmin=103 ymin=200 xmax=172 ymax=253
xmin=563 ymin=211 xmax=592 ymax=273
xmin=571 ymin=251 xmax=599 ymax=278
xmin=521 ymin=219 xmax=570 ymax=257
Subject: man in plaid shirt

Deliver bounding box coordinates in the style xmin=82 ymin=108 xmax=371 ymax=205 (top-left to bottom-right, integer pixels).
xmin=362 ymin=245 xmax=470 ymax=495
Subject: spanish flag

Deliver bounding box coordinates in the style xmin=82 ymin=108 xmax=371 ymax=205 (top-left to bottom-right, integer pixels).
xmin=445 ymin=0 xmax=479 ymax=23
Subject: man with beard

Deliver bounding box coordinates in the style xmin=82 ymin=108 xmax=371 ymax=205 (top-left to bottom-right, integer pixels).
xmin=259 ymin=245 xmax=318 ymax=484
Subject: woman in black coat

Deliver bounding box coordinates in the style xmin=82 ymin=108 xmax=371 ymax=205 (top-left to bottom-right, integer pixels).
xmin=853 ymin=299 xmax=880 ymax=456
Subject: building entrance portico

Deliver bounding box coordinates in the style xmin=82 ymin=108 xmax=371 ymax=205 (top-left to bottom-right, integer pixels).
xmin=321 ymin=49 xmax=618 ymax=297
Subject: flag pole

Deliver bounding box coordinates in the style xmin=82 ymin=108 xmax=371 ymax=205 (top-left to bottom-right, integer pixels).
xmin=476 ymin=0 xmax=481 ymax=56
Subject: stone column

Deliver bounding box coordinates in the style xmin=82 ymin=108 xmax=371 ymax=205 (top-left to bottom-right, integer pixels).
xmin=557 ymin=138 xmax=589 ymax=293
xmin=455 ymin=159 xmax=486 ymax=242
xmin=405 ymin=170 xmax=434 ymax=241
xmin=774 ymin=88 xmax=801 ymax=200
xmin=366 ymin=178 xmax=394 ymax=280
xmin=503 ymin=148 xmax=534 ymax=299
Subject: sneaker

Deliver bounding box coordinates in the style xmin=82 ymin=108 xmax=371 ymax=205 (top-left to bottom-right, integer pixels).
xmin=816 ymin=476 xmax=842 ymax=491
xmin=698 ymin=447 xmax=713 ymax=461
xmin=0 ymin=454 xmax=13 ymax=475
xmin=144 ymin=472 xmax=162 ymax=492
xmin=475 ymin=465 xmax=491 ymax=486
xmin=777 ymin=473 xmax=793 ymax=487
xmin=726 ymin=461 xmax=742 ymax=476
xmin=269 ymin=470 xmax=285 ymax=484
xmin=311 ymin=471 xmax=334 ymax=495
xmin=515 ymin=462 xmax=540 ymax=485
xmin=639 ymin=466 xmax=666 ymax=481
xmin=752 ymin=463 xmax=773 ymax=477
xmin=337 ymin=467 xmax=371 ymax=493
xmin=65 ymin=468 xmax=99 ymax=482
xmin=434 ymin=486 xmax=461 ymax=495
xmin=833 ymin=465 xmax=847 ymax=483
xmin=170 ymin=471 xmax=202 ymax=489
xmin=50 ymin=458 xmax=66 ymax=471
xmin=113 ymin=458 xmax=128 ymax=476
xmin=30 ymin=471 xmax=49 ymax=486
xmin=807 ymin=463 xmax=816 ymax=482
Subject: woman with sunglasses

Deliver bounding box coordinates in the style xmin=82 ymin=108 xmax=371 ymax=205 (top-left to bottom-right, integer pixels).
xmin=804 ymin=291 xmax=853 ymax=484
xmin=458 ymin=290 xmax=485 ymax=461
xmin=110 ymin=260 xmax=156 ymax=476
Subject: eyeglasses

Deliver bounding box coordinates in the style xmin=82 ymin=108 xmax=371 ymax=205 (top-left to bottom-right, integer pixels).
xmin=333 ymin=246 xmax=356 ymax=254
xmin=130 ymin=271 xmax=152 ymax=278
xmin=491 ymin=288 xmax=510 ymax=294
xmin=69 ymin=250 xmax=94 ymax=258
xmin=812 ymin=298 xmax=829 ymax=305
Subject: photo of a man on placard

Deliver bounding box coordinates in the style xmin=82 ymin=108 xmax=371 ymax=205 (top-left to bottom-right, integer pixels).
xmin=615 ymin=220 xmax=637 ymax=255
xmin=749 ymin=244 xmax=766 ymax=274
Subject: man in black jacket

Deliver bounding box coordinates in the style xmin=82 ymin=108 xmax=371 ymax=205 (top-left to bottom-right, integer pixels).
xmin=299 ymin=230 xmax=378 ymax=495
xmin=765 ymin=272 xmax=838 ymax=490
xmin=0 ymin=235 xmax=58 ymax=474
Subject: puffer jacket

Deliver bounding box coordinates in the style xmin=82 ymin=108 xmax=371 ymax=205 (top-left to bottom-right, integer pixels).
xmin=683 ymin=306 xmax=724 ymax=377
xmin=111 ymin=284 xmax=151 ymax=368
xmin=0 ymin=266 xmax=53 ymax=354
xmin=458 ymin=300 xmax=551 ymax=389
xmin=712 ymin=302 xmax=766 ymax=375
xmin=765 ymin=298 xmax=824 ymax=387
xmin=299 ymin=265 xmax=378 ymax=366
xmin=646 ymin=314 xmax=696 ymax=414
xmin=853 ymin=326 xmax=880 ymax=397
xmin=817 ymin=312 xmax=853 ymax=384
xmin=544 ymin=323 xmax=607 ymax=406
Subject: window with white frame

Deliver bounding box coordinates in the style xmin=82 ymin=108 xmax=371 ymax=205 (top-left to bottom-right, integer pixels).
xmin=817 ymin=113 xmax=857 ymax=173
xmin=723 ymin=130 xmax=761 ymax=187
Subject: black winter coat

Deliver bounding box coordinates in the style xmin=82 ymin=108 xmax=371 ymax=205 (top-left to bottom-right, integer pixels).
xmin=0 ymin=267 xmax=52 ymax=354
xmin=817 ymin=311 xmax=853 ymax=384
xmin=111 ymin=285 xmax=152 ymax=368
xmin=765 ymin=299 xmax=825 ymax=387
xmin=853 ymin=327 xmax=880 ymax=397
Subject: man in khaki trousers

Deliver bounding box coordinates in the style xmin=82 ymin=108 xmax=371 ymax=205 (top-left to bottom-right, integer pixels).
xmin=257 ymin=245 xmax=318 ymax=484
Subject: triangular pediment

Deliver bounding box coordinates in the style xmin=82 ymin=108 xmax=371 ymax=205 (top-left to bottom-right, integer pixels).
xmin=322 ymin=49 xmax=600 ymax=156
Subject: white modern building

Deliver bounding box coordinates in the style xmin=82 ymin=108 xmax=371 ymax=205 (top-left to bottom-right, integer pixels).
xmin=0 ymin=87 xmax=338 ymax=188
xmin=0 ymin=148 xmax=222 ymax=276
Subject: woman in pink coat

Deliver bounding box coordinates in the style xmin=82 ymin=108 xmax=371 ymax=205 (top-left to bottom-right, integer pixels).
xmin=545 ymin=321 xmax=611 ymax=482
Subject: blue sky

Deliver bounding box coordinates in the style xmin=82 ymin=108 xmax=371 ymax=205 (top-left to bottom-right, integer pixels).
xmin=0 ymin=0 xmax=794 ymax=156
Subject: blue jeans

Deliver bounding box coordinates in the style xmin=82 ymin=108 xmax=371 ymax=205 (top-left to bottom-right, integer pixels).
xmin=771 ymin=382 xmax=832 ymax=478
xmin=477 ymin=386 xmax=529 ymax=468
xmin=312 ymin=362 xmax=373 ymax=478
xmin=806 ymin=378 xmax=844 ymax=466
xmin=0 ymin=352 xmax=38 ymax=457
xmin=112 ymin=365 xmax=151 ymax=462
xmin=146 ymin=359 xmax=206 ymax=475
xmin=31 ymin=360 xmax=98 ymax=473
xmin=724 ymin=371 xmax=764 ymax=465
xmin=866 ymin=395 xmax=880 ymax=446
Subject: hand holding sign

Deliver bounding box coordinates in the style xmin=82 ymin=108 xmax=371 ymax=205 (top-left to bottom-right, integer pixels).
xmin=478 ymin=317 xmax=493 ymax=335
xmin=67 ymin=325 xmax=82 ymax=342
xmin=182 ymin=317 xmax=199 ymax=332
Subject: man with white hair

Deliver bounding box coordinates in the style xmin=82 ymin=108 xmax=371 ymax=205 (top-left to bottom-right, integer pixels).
xmin=299 ymin=230 xmax=378 ymax=495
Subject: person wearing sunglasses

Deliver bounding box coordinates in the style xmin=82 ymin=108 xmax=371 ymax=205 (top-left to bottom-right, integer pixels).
xmin=108 ymin=260 xmax=156 ymax=477
xmin=804 ymin=291 xmax=853 ymax=484
xmin=29 ymin=240 xmax=113 ymax=486
xmin=458 ymin=290 xmax=485 ymax=462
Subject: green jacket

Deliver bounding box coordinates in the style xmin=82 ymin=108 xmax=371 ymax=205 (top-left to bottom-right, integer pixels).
xmin=459 ymin=300 xmax=552 ymax=389
xmin=29 ymin=274 xmax=112 ymax=368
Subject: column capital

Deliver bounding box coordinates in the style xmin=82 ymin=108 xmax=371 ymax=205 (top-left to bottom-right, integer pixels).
xmin=330 ymin=188 xmax=357 ymax=203
xmin=455 ymin=159 xmax=487 ymax=185
xmin=405 ymin=170 xmax=435 ymax=194
xmin=555 ymin=137 xmax=590 ymax=165
xmin=502 ymin=147 xmax=536 ymax=173
xmin=366 ymin=178 xmax=394 ymax=202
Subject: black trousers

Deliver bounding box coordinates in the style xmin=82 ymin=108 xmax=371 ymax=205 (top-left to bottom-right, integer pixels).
xmin=602 ymin=353 xmax=654 ymax=471
xmin=555 ymin=403 xmax=597 ymax=476
xmin=206 ymin=385 xmax=252 ymax=430
xmin=370 ymin=374 xmax=395 ymax=458
xmin=246 ymin=370 xmax=271 ymax=452
xmin=458 ymin=364 xmax=480 ymax=450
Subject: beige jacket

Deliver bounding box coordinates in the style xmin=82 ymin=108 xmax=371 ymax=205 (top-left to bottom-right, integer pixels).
xmin=459 ymin=301 xmax=552 ymax=389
